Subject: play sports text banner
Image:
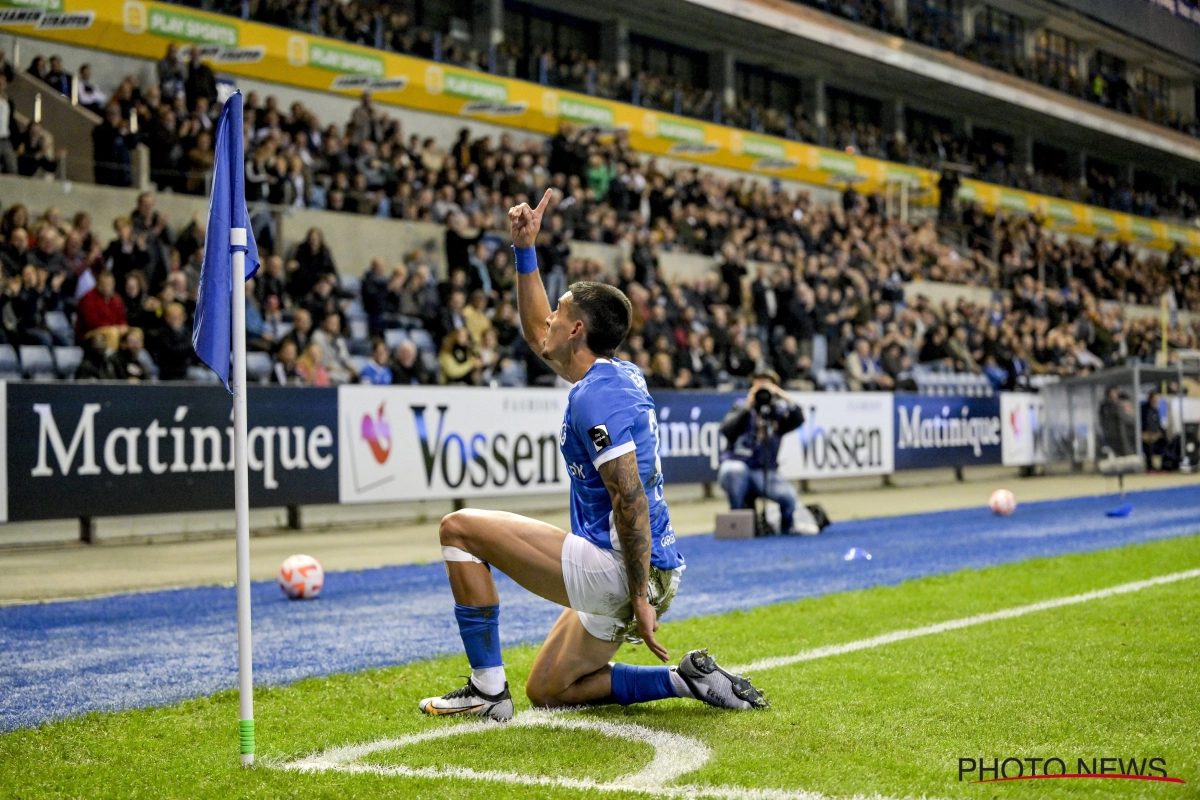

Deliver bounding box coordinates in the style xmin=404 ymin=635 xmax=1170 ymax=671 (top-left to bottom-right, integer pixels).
xmin=5 ymin=1 xmax=1198 ymax=254
xmin=894 ymin=395 xmax=1002 ymax=470
xmin=337 ymin=385 xmax=570 ymax=503
xmin=4 ymin=382 xmax=337 ymax=521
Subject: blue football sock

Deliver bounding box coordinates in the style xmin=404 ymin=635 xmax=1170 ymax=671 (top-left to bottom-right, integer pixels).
xmin=453 ymin=604 xmax=503 ymax=669
xmin=610 ymin=663 xmax=678 ymax=705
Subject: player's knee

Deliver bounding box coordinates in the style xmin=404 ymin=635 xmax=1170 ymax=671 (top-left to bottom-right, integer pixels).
xmin=524 ymin=680 xmax=560 ymax=709
xmin=438 ymin=509 xmax=473 ymax=548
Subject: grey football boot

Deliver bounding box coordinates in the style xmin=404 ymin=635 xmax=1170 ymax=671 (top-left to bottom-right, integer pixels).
xmin=674 ymin=648 xmax=769 ymax=710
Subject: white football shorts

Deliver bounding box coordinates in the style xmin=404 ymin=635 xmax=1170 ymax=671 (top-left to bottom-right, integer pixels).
xmin=561 ymin=532 xmax=682 ymax=643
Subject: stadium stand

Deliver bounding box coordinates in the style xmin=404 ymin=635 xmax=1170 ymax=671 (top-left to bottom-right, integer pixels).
xmin=148 ymin=0 xmax=1200 ymax=223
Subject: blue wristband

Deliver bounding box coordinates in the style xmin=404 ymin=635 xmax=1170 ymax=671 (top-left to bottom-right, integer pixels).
xmin=513 ymin=245 xmax=538 ymax=274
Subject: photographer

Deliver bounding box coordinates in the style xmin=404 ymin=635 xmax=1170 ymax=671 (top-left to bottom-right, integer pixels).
xmin=717 ymin=370 xmax=817 ymax=535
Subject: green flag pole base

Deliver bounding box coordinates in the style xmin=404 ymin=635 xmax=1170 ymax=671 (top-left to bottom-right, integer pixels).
xmin=240 ymin=719 xmax=255 ymax=765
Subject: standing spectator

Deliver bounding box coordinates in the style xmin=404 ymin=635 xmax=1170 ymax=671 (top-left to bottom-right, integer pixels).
xmin=76 ymin=270 xmax=128 ymax=348
xmin=77 ymin=64 xmax=108 ymax=115
xmin=11 ymin=264 xmax=65 ymax=346
xmin=289 ymin=228 xmax=335 ymax=298
xmin=444 ymin=212 xmax=482 ymax=273
xmin=184 ymin=46 xmax=216 ymax=112
xmin=350 ymin=91 xmax=380 ymax=146
xmin=104 ymin=217 xmax=151 ymax=288
xmin=0 ymin=76 xmax=19 ymax=174
xmin=358 ymin=340 xmax=393 ymax=384
xmin=158 ymin=44 xmax=186 ymax=100
xmin=149 ymin=302 xmax=193 ymax=380
xmin=147 ymin=106 xmax=184 ymax=192
xmin=0 ymin=48 xmax=14 ymax=84
xmin=186 ymin=131 xmax=214 ymax=195
xmin=92 ymin=105 xmax=139 ymax=187
xmin=391 ymin=339 xmax=433 ymax=385
xmin=1 ymin=227 xmax=27 ymax=277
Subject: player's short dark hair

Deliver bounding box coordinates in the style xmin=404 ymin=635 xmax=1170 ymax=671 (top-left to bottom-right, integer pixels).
xmin=566 ymin=281 xmax=631 ymax=358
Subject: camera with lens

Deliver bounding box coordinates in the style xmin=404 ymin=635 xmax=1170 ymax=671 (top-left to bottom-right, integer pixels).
xmin=754 ymin=387 xmax=779 ymax=420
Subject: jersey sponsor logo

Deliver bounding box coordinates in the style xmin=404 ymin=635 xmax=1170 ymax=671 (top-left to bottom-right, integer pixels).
xmin=587 ymin=424 xmax=612 ymax=451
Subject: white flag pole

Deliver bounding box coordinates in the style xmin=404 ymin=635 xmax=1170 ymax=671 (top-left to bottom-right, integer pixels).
xmin=230 ymin=226 xmax=254 ymax=766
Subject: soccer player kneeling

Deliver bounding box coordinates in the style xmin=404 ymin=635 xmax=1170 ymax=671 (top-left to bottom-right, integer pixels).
xmin=419 ymin=190 xmax=767 ymax=720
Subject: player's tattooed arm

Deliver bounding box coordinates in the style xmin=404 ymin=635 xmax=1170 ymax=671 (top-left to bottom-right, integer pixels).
xmin=599 ymin=451 xmax=668 ymax=661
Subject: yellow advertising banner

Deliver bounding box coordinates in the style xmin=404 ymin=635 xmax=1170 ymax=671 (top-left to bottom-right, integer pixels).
xmin=5 ymin=0 xmax=1198 ymax=254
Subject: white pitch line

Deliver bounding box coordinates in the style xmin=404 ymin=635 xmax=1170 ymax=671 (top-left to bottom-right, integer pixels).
xmin=277 ymin=567 xmax=1200 ymax=800
xmin=729 ymin=567 xmax=1200 ymax=674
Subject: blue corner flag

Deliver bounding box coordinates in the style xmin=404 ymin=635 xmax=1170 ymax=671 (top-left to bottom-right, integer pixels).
xmin=193 ymin=90 xmax=260 ymax=390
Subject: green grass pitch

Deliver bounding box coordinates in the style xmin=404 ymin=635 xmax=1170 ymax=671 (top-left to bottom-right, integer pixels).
xmin=4 ymin=534 xmax=1199 ymax=799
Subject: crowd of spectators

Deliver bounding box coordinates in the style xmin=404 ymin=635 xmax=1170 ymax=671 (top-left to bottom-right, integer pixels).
xmin=7 ymin=45 xmax=1200 ymax=389
xmin=0 ymin=121 xmax=1196 ymax=393
xmin=156 ymin=0 xmax=1200 ymax=224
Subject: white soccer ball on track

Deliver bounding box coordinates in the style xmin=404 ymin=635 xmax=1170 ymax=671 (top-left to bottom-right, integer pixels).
xmin=988 ymin=489 xmax=1017 ymax=516
xmin=279 ymin=554 xmax=324 ymax=600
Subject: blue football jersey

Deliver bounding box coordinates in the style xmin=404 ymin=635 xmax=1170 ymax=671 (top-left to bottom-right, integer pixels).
xmin=560 ymin=358 xmax=684 ymax=571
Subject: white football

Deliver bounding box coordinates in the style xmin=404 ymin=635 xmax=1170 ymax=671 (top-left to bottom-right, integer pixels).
xmin=988 ymin=489 xmax=1017 ymax=516
xmin=279 ymin=554 xmax=324 ymax=600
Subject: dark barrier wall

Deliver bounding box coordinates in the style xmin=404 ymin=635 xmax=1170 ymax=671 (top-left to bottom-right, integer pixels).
xmin=893 ymin=395 xmax=1001 ymax=469
xmin=8 ymin=384 xmax=338 ymax=521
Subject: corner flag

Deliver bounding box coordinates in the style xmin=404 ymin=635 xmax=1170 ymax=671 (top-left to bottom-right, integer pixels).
xmin=192 ymin=89 xmax=261 ymax=767
xmin=194 ymin=89 xmax=260 ymax=389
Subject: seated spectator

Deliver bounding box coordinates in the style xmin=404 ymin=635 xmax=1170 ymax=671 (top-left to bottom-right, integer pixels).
xmin=9 ymin=264 xmax=64 ymax=346
xmin=44 ymin=55 xmax=71 ymax=96
xmin=17 ymin=122 xmax=59 ymax=178
xmin=25 ymin=227 xmax=69 ymax=277
xmin=149 ymin=302 xmax=193 ymax=380
xmin=296 ymin=342 xmax=330 ymax=387
xmin=311 ymin=312 xmax=357 ymax=384
xmin=254 ymin=254 xmax=290 ymax=309
xmin=271 ymin=339 xmax=301 ymax=385
xmin=1 ymin=227 xmax=27 ymax=277
xmin=75 ymin=331 xmax=121 ymax=380
xmin=1141 ymin=390 xmax=1182 ymax=471
xmin=438 ymin=328 xmax=481 ymax=385
xmin=358 ymin=340 xmax=393 ymax=385
xmin=300 ymin=273 xmax=338 ymax=328
xmin=282 ymin=308 xmax=314 ymax=354
xmin=360 ymin=257 xmax=399 ymax=332
xmin=77 ymin=64 xmax=108 ymax=115
xmin=646 ymin=352 xmax=675 ymax=389
xmin=846 ymin=339 xmax=894 ymax=391
xmin=244 ymin=278 xmax=274 ymax=352
xmin=463 ymin=289 xmax=492 ymax=344
xmin=114 ymin=327 xmax=154 ymax=381
xmin=76 ymin=270 xmax=128 ymax=349
xmin=391 ymin=339 xmax=433 ymax=385
xmin=0 ymin=75 xmax=18 ymax=175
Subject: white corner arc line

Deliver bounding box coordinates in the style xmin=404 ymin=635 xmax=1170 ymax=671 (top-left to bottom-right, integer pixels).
xmin=729 ymin=568 xmax=1200 ymax=674
xmin=276 ymin=568 xmax=1200 ymax=800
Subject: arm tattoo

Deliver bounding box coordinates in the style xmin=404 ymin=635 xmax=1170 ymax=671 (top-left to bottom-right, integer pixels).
xmin=598 ymin=452 xmax=651 ymax=599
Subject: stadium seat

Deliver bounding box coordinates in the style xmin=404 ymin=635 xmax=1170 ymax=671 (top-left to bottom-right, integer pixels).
xmin=53 ymin=346 xmax=84 ymax=379
xmin=384 ymin=329 xmax=408 ymax=350
xmin=396 ymin=315 xmax=423 ymax=329
xmin=348 ymin=318 xmax=369 ymax=342
xmin=344 ymin=300 xmax=367 ymax=321
xmin=816 ymin=369 xmax=847 ymax=392
xmin=350 ymin=355 xmax=370 ymax=376
xmin=338 ymin=273 xmax=361 ymax=297
xmin=45 ymin=311 xmax=74 ymax=345
xmin=420 ymin=350 xmax=439 ymax=376
xmin=187 ymin=366 xmax=220 ymax=383
xmin=245 ymin=351 xmax=272 ymax=384
xmin=19 ymin=345 xmax=56 ymax=379
xmin=0 ymin=344 xmax=20 ymax=379
xmin=409 ymin=329 xmax=435 ymax=353
xmin=276 ymin=323 xmax=294 ymax=341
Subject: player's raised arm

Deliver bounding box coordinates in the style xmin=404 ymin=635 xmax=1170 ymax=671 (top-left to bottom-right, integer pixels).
xmin=597 ymin=451 xmax=669 ymax=662
xmin=510 ymin=189 xmax=568 ymax=378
